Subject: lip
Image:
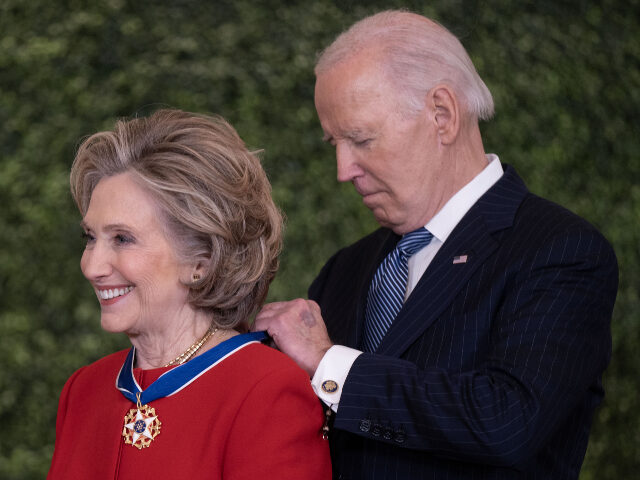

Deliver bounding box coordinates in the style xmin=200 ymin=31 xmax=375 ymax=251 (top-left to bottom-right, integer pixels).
xmin=353 ymin=181 xmax=376 ymax=198
xmin=94 ymin=285 xmax=134 ymax=305
xmin=358 ymin=189 xmax=381 ymax=205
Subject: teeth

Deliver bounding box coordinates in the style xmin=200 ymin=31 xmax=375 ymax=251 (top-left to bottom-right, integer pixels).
xmin=99 ymin=286 xmax=133 ymax=300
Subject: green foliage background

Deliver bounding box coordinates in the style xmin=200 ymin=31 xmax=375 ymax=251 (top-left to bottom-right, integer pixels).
xmin=1 ymin=0 xmax=638 ymax=477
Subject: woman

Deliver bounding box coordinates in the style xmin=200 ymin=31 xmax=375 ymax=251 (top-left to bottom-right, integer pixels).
xmin=48 ymin=109 xmax=331 ymax=479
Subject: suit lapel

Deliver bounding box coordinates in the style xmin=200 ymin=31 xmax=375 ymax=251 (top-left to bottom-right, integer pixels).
xmin=376 ymin=165 xmax=529 ymax=356
xmin=377 ymin=215 xmax=498 ymax=355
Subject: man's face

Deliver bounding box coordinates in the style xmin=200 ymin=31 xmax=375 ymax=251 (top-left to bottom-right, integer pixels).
xmin=314 ymin=52 xmax=445 ymax=234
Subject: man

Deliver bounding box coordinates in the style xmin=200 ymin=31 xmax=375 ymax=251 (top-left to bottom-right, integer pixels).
xmin=254 ymin=10 xmax=618 ymax=479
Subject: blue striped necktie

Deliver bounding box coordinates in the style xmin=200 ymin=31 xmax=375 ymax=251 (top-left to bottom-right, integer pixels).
xmin=363 ymin=227 xmax=434 ymax=352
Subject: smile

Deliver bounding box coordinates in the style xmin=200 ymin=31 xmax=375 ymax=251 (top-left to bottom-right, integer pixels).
xmin=98 ymin=286 xmax=134 ymax=300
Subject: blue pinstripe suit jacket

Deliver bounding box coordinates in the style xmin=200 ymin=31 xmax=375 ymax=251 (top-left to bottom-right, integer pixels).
xmin=308 ymin=166 xmax=618 ymax=479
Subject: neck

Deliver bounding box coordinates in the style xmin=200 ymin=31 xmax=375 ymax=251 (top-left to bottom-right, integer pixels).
xmin=444 ymin=120 xmax=488 ymax=191
xmin=129 ymin=312 xmax=238 ymax=369
xmin=418 ymin=124 xmax=488 ymax=228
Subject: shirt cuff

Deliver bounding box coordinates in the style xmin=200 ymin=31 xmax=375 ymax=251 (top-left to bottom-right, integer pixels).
xmin=311 ymin=345 xmax=362 ymax=412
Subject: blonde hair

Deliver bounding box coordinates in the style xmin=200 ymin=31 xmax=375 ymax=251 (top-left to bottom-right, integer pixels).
xmin=71 ymin=109 xmax=283 ymax=328
xmin=315 ymin=10 xmax=494 ymax=121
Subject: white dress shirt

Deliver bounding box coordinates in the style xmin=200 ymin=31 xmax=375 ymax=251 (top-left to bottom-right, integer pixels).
xmin=311 ymin=155 xmax=504 ymax=410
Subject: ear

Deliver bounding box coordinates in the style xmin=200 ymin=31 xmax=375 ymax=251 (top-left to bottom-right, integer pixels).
xmin=429 ymin=84 xmax=460 ymax=145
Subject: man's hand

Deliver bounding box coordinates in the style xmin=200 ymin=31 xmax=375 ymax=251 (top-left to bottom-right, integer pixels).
xmin=253 ymin=299 xmax=334 ymax=377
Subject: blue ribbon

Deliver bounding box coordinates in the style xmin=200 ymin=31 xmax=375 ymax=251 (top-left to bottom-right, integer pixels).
xmin=116 ymin=331 xmax=267 ymax=405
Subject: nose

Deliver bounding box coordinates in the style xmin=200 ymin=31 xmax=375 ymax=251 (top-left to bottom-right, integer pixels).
xmin=80 ymin=241 xmax=112 ymax=282
xmin=336 ymin=143 xmax=362 ymax=183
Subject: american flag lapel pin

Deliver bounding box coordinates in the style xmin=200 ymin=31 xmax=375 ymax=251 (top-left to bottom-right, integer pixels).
xmin=452 ymin=254 xmax=468 ymax=264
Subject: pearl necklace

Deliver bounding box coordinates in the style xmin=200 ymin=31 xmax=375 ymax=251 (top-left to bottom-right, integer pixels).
xmin=164 ymin=325 xmax=218 ymax=367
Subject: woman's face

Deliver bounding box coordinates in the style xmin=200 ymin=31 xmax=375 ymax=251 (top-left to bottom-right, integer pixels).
xmin=80 ymin=172 xmax=194 ymax=336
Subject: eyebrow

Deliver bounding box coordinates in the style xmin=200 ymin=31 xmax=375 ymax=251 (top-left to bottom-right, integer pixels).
xmin=80 ymin=221 xmax=132 ymax=232
xmin=323 ymin=129 xmax=370 ymax=143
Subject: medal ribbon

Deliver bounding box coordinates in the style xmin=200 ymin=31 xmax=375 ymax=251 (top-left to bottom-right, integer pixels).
xmin=116 ymin=331 xmax=267 ymax=405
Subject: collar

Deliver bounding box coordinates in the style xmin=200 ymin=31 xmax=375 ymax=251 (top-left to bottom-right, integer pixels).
xmin=425 ymin=154 xmax=503 ymax=243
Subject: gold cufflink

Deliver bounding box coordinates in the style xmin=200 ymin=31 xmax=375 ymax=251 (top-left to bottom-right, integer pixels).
xmin=321 ymin=380 xmax=339 ymax=393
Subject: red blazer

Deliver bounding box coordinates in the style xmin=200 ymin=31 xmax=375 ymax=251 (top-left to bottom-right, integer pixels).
xmin=48 ymin=342 xmax=331 ymax=479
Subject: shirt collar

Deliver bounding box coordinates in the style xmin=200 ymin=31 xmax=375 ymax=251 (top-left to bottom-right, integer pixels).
xmin=425 ymin=154 xmax=503 ymax=243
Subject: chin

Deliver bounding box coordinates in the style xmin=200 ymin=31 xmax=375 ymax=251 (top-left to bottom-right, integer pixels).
xmin=371 ymin=209 xmax=415 ymax=235
xmin=100 ymin=314 xmax=133 ymax=334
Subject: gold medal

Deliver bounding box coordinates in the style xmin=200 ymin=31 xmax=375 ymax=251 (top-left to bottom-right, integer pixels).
xmin=122 ymin=393 xmax=161 ymax=449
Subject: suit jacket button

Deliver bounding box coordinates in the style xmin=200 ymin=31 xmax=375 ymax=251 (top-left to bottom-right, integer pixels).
xmin=383 ymin=427 xmax=393 ymax=440
xmin=394 ymin=429 xmax=406 ymax=444
xmin=371 ymin=423 xmax=382 ymax=436
xmin=359 ymin=419 xmax=371 ymax=432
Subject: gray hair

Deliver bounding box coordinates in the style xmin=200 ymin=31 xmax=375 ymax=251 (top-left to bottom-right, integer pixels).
xmin=315 ymin=10 xmax=494 ymax=121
